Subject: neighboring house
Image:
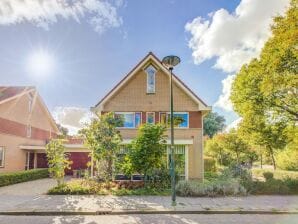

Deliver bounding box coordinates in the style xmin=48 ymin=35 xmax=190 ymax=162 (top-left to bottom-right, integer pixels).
xmin=0 ymin=87 xmax=88 ymax=173
xmin=92 ymin=52 xmax=211 ymax=180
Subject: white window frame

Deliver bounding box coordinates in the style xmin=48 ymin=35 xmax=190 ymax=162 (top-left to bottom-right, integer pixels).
xmin=145 ymin=65 xmax=156 ymax=94
xmin=115 ymin=112 xmax=142 ymax=129
xmin=159 ymin=112 xmax=189 ymax=128
xmin=27 ymin=125 xmax=32 ymax=138
xmin=28 ymin=94 xmax=33 ymax=113
xmin=146 ymin=112 xmax=155 ymax=124
xmin=0 ymin=146 xmax=5 ymax=168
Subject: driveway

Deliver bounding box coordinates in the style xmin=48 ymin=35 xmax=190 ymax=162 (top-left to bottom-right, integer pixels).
xmin=0 ymin=178 xmax=57 ymax=196
xmin=0 ymin=178 xmax=70 ymax=212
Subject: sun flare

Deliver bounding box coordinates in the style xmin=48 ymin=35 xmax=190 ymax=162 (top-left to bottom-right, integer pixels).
xmin=27 ymin=49 xmax=55 ymax=78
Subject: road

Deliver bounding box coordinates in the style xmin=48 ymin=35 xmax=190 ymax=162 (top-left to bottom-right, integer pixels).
xmin=0 ymin=214 xmax=297 ymax=224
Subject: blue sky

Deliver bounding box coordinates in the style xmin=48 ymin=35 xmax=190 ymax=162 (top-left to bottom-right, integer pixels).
xmin=0 ymin=0 xmax=289 ymax=134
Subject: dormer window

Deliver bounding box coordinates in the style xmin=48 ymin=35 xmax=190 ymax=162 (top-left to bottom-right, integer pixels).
xmin=145 ymin=65 xmax=156 ymax=94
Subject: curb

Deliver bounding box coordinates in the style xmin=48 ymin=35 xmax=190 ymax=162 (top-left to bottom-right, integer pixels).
xmin=0 ymin=209 xmax=297 ymax=216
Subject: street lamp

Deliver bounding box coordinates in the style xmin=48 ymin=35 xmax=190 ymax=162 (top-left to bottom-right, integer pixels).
xmin=162 ymin=55 xmax=180 ymax=206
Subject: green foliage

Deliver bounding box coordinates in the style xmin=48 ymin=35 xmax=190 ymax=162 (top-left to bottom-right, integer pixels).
xmin=231 ymin=0 xmax=298 ymax=169
xmin=276 ymin=145 xmax=298 ymax=171
xmin=125 ymin=124 xmax=166 ymax=181
xmin=251 ymin=178 xmax=298 ymax=195
xmin=205 ymin=131 xmax=254 ymax=166
xmin=46 ymin=139 xmax=71 ymax=186
xmin=48 ymin=179 xmax=170 ymax=196
xmin=204 ymin=157 xmax=217 ymax=172
xmin=263 ymin=172 xmax=274 ymax=181
xmin=0 ymin=169 xmax=49 ymax=187
xmin=252 ymin=168 xmax=298 ymax=180
xmin=81 ymin=112 xmax=122 ymax=181
xmin=203 ymin=112 xmax=226 ymax=138
xmin=176 ymin=179 xmax=246 ymax=197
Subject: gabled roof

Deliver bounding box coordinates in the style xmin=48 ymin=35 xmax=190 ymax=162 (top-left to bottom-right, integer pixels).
xmin=0 ymin=86 xmax=59 ymax=133
xmin=93 ymin=52 xmax=211 ymax=112
xmin=0 ymin=86 xmax=35 ymax=103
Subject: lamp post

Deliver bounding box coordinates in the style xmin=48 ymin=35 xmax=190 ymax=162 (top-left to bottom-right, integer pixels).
xmin=162 ymin=55 xmax=180 ymax=206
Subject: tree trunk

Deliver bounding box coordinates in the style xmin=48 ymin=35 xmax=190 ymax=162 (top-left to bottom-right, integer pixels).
xmin=260 ymin=153 xmax=263 ymax=169
xmin=268 ymin=146 xmax=276 ymax=170
xmin=107 ymin=156 xmax=113 ymax=181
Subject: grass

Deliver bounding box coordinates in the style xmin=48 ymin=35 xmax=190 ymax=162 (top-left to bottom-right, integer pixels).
xmin=48 ymin=179 xmax=171 ymax=196
xmin=252 ymin=168 xmax=298 ymax=180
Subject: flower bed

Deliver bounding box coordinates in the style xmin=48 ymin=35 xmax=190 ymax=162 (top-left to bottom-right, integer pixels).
xmin=48 ymin=179 xmax=170 ymax=196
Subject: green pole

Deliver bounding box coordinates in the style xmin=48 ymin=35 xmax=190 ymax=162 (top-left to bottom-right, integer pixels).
xmin=170 ymin=67 xmax=176 ymax=206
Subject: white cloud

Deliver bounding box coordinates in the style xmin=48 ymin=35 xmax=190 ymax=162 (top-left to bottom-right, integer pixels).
xmin=214 ymin=74 xmax=235 ymax=111
xmin=185 ymin=0 xmax=290 ymax=114
xmin=185 ymin=0 xmax=290 ymax=73
xmin=52 ymin=106 xmax=95 ymax=135
xmin=0 ymin=0 xmax=123 ymax=33
xmin=225 ymin=117 xmax=242 ymax=132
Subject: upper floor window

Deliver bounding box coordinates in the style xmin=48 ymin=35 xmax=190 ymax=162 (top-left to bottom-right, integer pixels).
xmin=0 ymin=147 xmax=5 ymax=167
xmin=160 ymin=112 xmax=189 ymax=128
xmin=28 ymin=93 xmax=33 ymax=113
xmin=115 ymin=112 xmax=142 ymax=128
xmin=145 ymin=65 xmax=156 ymax=94
xmin=27 ymin=125 xmax=32 ymax=138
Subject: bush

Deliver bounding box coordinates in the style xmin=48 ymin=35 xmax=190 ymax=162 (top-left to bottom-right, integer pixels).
xmin=204 ymin=157 xmax=217 ymax=172
xmin=0 ymin=169 xmax=49 ymax=187
xmin=176 ymin=178 xmax=246 ymax=197
xmin=276 ymin=148 xmax=298 ymax=171
xmin=263 ymin=172 xmax=274 ymax=181
xmin=48 ymin=179 xmax=170 ymax=195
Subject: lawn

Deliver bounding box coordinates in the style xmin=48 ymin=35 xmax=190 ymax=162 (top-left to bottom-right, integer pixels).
xmin=252 ymin=168 xmax=298 ymax=180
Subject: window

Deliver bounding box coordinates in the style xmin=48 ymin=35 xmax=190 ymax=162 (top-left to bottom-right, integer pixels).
xmin=115 ymin=112 xmax=142 ymax=128
xmin=135 ymin=112 xmax=142 ymax=127
xmin=145 ymin=65 xmax=156 ymax=93
xmin=159 ymin=112 xmax=189 ymax=128
xmin=0 ymin=147 xmax=4 ymax=168
xmin=27 ymin=125 xmax=31 ymax=138
xmin=28 ymin=93 xmax=33 ymax=112
xmin=146 ymin=112 xmax=155 ymax=124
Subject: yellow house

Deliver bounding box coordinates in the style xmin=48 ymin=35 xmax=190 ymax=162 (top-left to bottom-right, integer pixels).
xmin=92 ymin=52 xmax=211 ymax=180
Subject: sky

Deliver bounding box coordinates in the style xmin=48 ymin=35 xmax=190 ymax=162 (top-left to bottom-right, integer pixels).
xmin=0 ymin=0 xmax=290 ymax=134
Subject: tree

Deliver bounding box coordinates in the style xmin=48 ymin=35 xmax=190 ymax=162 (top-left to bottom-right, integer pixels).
xmin=205 ymin=134 xmax=229 ymax=166
xmin=125 ymin=124 xmax=166 ymax=182
xmin=230 ymin=0 xmax=297 ymax=169
xmin=80 ymin=112 xmax=122 ymax=181
xmin=56 ymin=123 xmax=69 ymax=136
xmin=205 ymin=130 xmax=255 ymax=167
xmin=46 ymin=139 xmax=72 ymax=186
xmin=203 ymin=112 xmax=226 ymax=137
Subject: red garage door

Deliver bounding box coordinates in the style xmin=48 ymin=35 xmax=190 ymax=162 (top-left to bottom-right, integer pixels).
xmin=66 ymin=152 xmax=90 ymax=175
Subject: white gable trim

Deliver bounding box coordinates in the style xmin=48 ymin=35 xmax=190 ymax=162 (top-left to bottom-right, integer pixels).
xmin=93 ymin=54 xmax=210 ymax=113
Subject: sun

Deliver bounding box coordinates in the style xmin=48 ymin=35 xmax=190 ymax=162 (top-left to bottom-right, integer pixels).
xmin=27 ymin=49 xmax=55 ymax=78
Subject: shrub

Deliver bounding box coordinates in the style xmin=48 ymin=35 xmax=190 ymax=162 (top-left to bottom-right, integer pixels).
xmin=263 ymin=172 xmax=274 ymax=181
xmin=176 ymin=178 xmax=246 ymax=197
xmin=204 ymin=157 xmax=217 ymax=172
xmin=276 ymin=148 xmax=298 ymax=171
xmin=0 ymin=169 xmax=49 ymax=187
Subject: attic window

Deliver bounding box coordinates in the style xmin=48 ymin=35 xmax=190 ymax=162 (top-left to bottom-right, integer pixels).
xmin=145 ymin=65 xmax=156 ymax=94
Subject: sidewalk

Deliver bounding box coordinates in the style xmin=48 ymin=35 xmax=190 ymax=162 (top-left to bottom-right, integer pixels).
xmin=1 ymin=195 xmax=298 ymax=215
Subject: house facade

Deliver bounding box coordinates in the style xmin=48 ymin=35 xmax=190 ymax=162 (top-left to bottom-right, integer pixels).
xmin=92 ymin=52 xmax=211 ymax=180
xmin=0 ymin=86 xmax=59 ymax=172
xmin=0 ymin=87 xmax=89 ymax=173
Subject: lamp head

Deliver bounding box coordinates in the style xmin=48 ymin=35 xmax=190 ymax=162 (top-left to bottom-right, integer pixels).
xmin=162 ymin=55 xmax=180 ymax=69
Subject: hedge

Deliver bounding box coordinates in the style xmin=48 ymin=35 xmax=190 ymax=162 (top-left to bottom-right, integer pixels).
xmin=0 ymin=168 xmax=49 ymax=187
